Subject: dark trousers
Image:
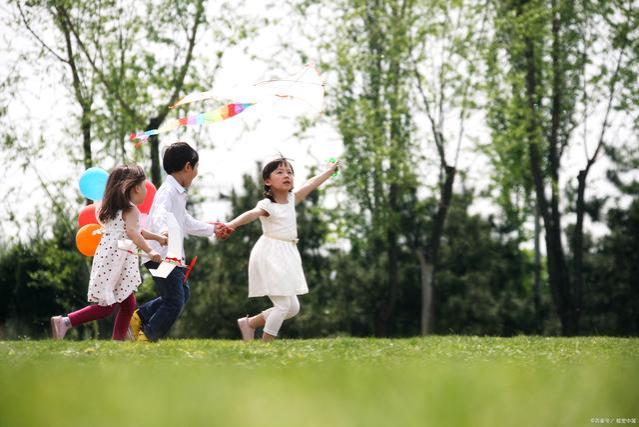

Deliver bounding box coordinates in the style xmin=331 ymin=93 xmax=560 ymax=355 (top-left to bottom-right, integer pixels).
xmin=138 ymin=261 xmax=190 ymax=341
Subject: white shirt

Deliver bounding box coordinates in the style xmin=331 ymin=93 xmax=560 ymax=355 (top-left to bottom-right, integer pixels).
xmin=146 ymin=175 xmax=215 ymax=261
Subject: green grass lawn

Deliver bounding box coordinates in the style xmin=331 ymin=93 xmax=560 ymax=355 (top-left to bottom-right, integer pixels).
xmin=1 ymin=337 xmax=637 ymax=427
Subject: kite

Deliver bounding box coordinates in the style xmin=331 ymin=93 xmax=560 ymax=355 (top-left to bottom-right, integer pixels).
xmin=129 ymin=103 xmax=254 ymax=147
xmin=130 ymin=64 xmax=325 ymax=146
xmin=171 ymin=63 xmax=325 ymax=111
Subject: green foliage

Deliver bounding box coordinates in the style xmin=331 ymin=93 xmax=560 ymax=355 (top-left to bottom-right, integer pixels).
xmin=6 ymin=171 xmax=636 ymax=339
xmin=323 ymin=0 xmax=422 ymax=334
xmin=482 ymin=0 xmax=639 ymax=335
xmin=9 ymin=0 xmax=256 ymax=172
xmin=0 ymin=215 xmax=88 ymax=339
xmin=88 ymin=0 xmax=255 ymax=153
xmin=3 ymin=0 xmax=639 ymax=341
xmin=581 ymin=197 xmax=639 ymax=335
xmin=435 ymin=193 xmax=553 ymax=335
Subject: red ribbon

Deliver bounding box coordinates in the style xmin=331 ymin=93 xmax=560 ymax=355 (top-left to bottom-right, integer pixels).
xmin=182 ymin=256 xmax=198 ymax=285
xmin=164 ymin=256 xmax=183 ymax=266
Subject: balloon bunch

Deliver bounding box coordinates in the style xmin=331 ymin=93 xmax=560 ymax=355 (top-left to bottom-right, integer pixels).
xmin=75 ymin=167 xmax=157 ymax=256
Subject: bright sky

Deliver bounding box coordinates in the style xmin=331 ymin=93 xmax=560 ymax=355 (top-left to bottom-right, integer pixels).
xmin=0 ymin=1 xmax=345 ymax=243
xmin=0 ymin=0 xmax=635 ymax=247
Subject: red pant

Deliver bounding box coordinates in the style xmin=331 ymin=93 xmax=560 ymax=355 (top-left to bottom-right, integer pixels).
xmin=68 ymin=293 xmax=136 ymax=340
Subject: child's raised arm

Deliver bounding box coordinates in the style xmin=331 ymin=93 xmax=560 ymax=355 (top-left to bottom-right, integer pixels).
xmin=227 ymin=207 xmax=268 ymax=231
xmin=123 ymin=208 xmax=162 ymax=262
xmin=294 ymin=160 xmax=339 ymax=205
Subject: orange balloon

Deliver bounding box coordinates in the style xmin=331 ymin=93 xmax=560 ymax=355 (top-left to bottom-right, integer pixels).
xmin=76 ymin=223 xmax=103 ymax=256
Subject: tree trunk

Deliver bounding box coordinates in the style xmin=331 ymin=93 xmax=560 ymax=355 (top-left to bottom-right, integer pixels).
xmin=417 ymin=164 xmax=455 ymax=335
xmin=548 ymin=0 xmax=577 ymax=335
xmin=147 ymin=117 xmax=162 ymax=187
xmin=570 ymin=36 xmax=626 ymax=336
xmin=81 ymin=106 xmax=92 ymax=170
xmin=533 ymin=199 xmax=542 ymax=332
xmin=377 ymin=184 xmax=400 ymax=337
xmin=572 ymin=169 xmax=587 ymax=331
xmin=523 ymin=32 xmax=577 ymax=336
xmin=58 ymin=6 xmax=93 ymax=201
xmin=417 ymin=251 xmax=434 ymax=335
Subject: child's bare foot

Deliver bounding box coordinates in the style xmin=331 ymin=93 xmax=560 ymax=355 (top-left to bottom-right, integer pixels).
xmin=237 ymin=316 xmax=255 ymax=341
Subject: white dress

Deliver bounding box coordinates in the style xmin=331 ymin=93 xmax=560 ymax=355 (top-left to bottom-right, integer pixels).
xmin=87 ymin=210 xmax=141 ymax=306
xmin=248 ymin=192 xmax=308 ymax=297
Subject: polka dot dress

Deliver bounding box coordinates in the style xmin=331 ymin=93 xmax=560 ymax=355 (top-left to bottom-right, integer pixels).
xmin=87 ymin=210 xmax=141 ymax=306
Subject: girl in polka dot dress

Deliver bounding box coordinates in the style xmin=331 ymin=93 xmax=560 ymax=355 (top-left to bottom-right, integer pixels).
xmin=50 ymin=165 xmax=167 ymax=340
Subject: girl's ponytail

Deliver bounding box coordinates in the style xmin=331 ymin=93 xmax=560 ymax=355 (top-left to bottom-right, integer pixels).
xmin=263 ymin=185 xmax=273 ymax=201
xmin=98 ymin=165 xmax=146 ymax=223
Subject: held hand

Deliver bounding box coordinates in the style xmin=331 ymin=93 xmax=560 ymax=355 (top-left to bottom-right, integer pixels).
xmin=148 ymin=250 xmax=162 ymax=263
xmin=158 ymin=232 xmax=168 ymax=246
xmin=215 ymin=223 xmax=235 ymax=240
xmin=213 ymin=222 xmax=235 ymax=240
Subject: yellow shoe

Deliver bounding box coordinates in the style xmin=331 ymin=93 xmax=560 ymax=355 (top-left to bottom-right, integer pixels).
xmin=136 ymin=330 xmax=149 ymax=342
xmin=129 ymin=309 xmax=142 ymax=339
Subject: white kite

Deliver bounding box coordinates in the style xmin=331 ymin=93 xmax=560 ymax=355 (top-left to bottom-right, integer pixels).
xmin=131 ymin=64 xmax=325 ymax=144
xmin=171 ymin=63 xmax=325 ymax=113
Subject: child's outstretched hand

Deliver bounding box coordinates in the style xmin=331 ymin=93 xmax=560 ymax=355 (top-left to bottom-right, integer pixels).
xmin=328 ymin=158 xmax=341 ymax=176
xmin=148 ymin=250 xmax=162 ymax=263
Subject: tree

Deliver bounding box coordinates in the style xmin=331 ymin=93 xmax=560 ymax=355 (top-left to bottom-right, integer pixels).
xmin=484 ymin=0 xmax=637 ymax=334
xmin=13 ymin=0 xmax=103 ymax=170
xmin=434 ymin=190 xmax=544 ymax=335
xmin=305 ymin=0 xmax=486 ymax=335
xmin=410 ymin=0 xmax=488 ymax=334
xmin=581 ymin=197 xmax=639 ymax=336
xmin=55 ymin=0 xmax=252 ymax=185
xmin=326 ymin=0 xmax=419 ymax=336
xmin=0 ymin=210 xmax=90 ymax=339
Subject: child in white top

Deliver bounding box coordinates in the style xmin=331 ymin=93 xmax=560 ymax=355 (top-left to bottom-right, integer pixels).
xmin=130 ymin=142 xmax=233 ymax=341
xmin=224 ymin=157 xmax=339 ymax=341
xmin=50 ymin=164 xmax=166 ymax=340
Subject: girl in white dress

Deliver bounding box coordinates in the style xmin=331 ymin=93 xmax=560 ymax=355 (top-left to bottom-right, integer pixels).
xmin=226 ymin=157 xmax=339 ymax=341
xmin=50 ymin=165 xmax=167 ymax=340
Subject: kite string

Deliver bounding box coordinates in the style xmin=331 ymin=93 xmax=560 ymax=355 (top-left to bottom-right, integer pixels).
xmin=255 ymin=64 xmax=324 ymax=112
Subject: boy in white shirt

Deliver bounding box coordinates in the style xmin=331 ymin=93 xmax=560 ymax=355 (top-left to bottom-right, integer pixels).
xmin=130 ymin=142 xmax=232 ymax=341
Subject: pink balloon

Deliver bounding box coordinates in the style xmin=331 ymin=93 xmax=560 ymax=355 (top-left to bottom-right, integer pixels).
xmin=78 ymin=204 xmax=98 ymax=227
xmin=137 ymin=180 xmax=157 ymax=214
